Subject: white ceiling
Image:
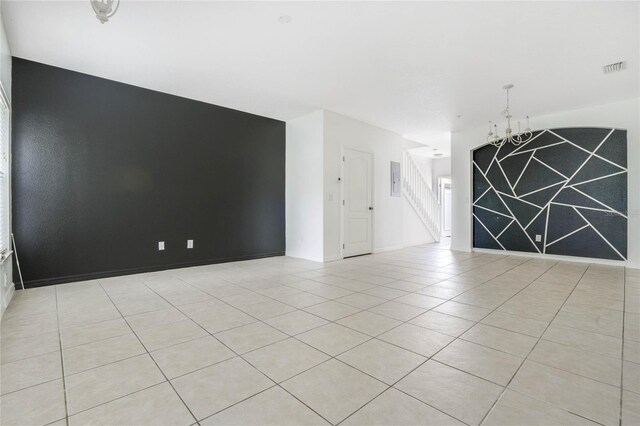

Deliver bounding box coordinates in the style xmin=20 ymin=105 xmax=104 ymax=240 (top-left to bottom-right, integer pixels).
xmin=3 ymin=1 xmax=639 ymax=153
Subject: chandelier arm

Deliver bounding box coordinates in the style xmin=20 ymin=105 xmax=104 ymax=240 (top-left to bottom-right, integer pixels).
xmin=109 ymin=0 xmax=120 ymax=18
xmin=512 ymin=134 xmax=522 ymax=146
xmin=90 ymin=0 xmax=101 ymax=15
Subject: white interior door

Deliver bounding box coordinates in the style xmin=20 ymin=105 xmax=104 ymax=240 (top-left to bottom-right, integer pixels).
xmin=343 ymin=148 xmax=372 ymax=257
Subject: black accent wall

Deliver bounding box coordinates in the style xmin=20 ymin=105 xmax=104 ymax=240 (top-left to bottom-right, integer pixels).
xmin=12 ymin=58 xmax=286 ymax=287
xmin=472 ymin=127 xmax=627 ymax=261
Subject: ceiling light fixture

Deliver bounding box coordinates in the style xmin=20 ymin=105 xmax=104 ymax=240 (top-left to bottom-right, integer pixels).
xmin=487 ymin=84 xmax=532 ymax=147
xmin=90 ymin=0 xmax=119 ymax=24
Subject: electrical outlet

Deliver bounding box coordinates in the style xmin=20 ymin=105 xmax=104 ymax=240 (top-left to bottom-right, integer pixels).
xmin=535 ymin=234 xmax=542 ymax=242
xmin=187 ymin=240 xmax=194 ymax=249
xmin=158 ymin=241 xmax=165 ymax=251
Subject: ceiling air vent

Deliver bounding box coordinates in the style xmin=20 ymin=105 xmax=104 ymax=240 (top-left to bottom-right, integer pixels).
xmin=603 ymin=61 xmax=625 ymax=74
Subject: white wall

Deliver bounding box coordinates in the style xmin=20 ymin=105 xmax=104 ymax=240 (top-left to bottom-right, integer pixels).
xmin=431 ymin=157 xmax=451 ymax=189
xmin=451 ymin=98 xmax=640 ymax=268
xmin=0 ymin=8 xmax=12 ymax=317
xmin=285 ymin=111 xmax=325 ymax=262
xmin=402 ymin=197 xmax=434 ymax=247
xmin=323 ymin=111 xmax=434 ymax=260
xmin=286 ymin=109 xmax=435 ymax=262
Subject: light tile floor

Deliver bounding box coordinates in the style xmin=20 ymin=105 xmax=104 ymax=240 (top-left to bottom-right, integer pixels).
xmin=1 ymin=241 xmax=639 ymax=425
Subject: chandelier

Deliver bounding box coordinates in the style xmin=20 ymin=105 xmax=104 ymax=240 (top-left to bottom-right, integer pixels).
xmin=487 ymin=84 xmax=532 ymax=147
xmin=90 ymin=0 xmax=120 ymax=24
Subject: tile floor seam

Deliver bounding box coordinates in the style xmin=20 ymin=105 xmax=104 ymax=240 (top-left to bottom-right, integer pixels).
xmin=309 ymin=252 xmax=505 ymax=290
xmin=289 ymin=260 xmax=545 ymax=362
xmin=478 ymin=262 xmax=600 ymax=425
xmin=168 ymin=261 xmax=488 ymax=424
xmin=619 ymin=267 xmax=626 ymax=426
xmin=338 ymin=257 xmax=560 ymax=425
xmin=525 ymin=345 xmax=626 ymax=388
xmin=458 ymin=321 xmax=542 ymax=340
xmin=387 ymin=258 xmax=562 ymax=414
xmin=6 ymin=250 xmax=633 ymax=426
xmin=193 ymin=384 xmax=283 ymax=424
xmin=0 ymin=376 xmax=63 ymax=398
xmin=63 ymin=381 xmax=169 ymax=421
xmin=544 ymin=320 xmax=624 ymax=340
xmin=61 ymin=351 xmax=148 ymax=379
xmin=60 ymin=330 xmax=133 ymax=350
xmin=54 ymin=286 xmax=71 ymax=426
xmin=96 ymin=280 xmax=199 ymax=426
xmin=503 ymin=387 xmax=610 ymax=426
xmin=0 ymin=324 xmax=60 ymax=339
xmin=139 ymin=276 xmax=336 ymax=425
xmin=0 ymin=347 xmax=61 ymax=367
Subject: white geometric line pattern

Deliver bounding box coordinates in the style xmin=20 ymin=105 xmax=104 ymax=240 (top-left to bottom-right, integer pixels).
xmin=472 ymin=127 xmax=627 ymax=261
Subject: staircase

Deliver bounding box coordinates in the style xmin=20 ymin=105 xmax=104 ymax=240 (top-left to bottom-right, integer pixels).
xmin=402 ymin=151 xmax=442 ymax=242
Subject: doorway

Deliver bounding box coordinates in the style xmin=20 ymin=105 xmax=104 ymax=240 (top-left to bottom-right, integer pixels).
xmin=439 ymin=177 xmax=452 ymax=238
xmin=342 ymin=148 xmax=373 ymax=257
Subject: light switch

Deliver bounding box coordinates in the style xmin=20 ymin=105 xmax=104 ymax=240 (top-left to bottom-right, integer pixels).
xmin=187 ymin=240 xmax=194 ymax=249
xmin=535 ymin=234 xmax=542 ymax=242
xmin=328 ymin=193 xmax=334 ymax=201
xmin=158 ymin=241 xmax=165 ymax=250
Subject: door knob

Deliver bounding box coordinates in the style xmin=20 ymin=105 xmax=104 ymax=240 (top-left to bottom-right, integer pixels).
xmin=369 ymin=207 xmax=373 ymax=210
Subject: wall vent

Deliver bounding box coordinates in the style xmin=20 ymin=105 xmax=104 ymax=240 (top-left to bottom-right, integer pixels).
xmin=603 ymin=61 xmax=625 ymax=74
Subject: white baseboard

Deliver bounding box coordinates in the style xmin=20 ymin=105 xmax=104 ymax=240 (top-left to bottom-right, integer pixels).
xmin=323 ymin=255 xmax=343 ymax=262
xmin=285 ymin=254 xmax=325 ymax=263
xmin=373 ymin=239 xmax=435 ymax=253
xmin=473 ymin=247 xmax=628 ymax=267
xmin=373 ymin=244 xmax=407 ymax=253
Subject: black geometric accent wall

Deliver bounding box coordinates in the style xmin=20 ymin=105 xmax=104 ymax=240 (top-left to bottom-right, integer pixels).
xmin=472 ymin=128 xmax=627 ymax=261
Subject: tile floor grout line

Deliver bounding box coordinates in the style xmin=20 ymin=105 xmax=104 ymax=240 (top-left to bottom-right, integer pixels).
xmin=478 ymin=262 xmax=603 ymax=425
xmin=166 ymin=255 xmax=488 ymax=425
xmin=0 ymin=376 xmax=67 ymax=399
xmin=140 ymin=277 xmax=337 ymax=426
xmin=139 ymin=272 xmax=331 ymax=423
xmin=100 ymin=252 xmax=546 ymax=424
xmin=62 ymin=379 xmax=170 ymax=420
xmin=95 ymin=280 xmax=200 ymax=426
xmin=393 ymin=259 xmax=557 ymax=378
xmin=338 ymin=257 xmax=560 ymax=426
xmin=619 ymin=266 xmax=626 ymax=426
xmin=0 ymin=347 xmax=62 ymax=369
xmin=53 ymin=286 xmax=71 ymax=426
xmin=539 ymin=316 xmax=625 ymax=340
xmin=62 ymin=350 xmax=148 ymax=379
xmin=6 ymin=248 xmax=630 ymax=426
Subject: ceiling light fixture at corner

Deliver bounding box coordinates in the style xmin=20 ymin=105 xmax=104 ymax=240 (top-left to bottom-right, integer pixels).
xmin=90 ymin=0 xmax=119 ymax=24
xmin=278 ymin=15 xmax=292 ymax=24
xmin=487 ymin=84 xmax=532 ymax=147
